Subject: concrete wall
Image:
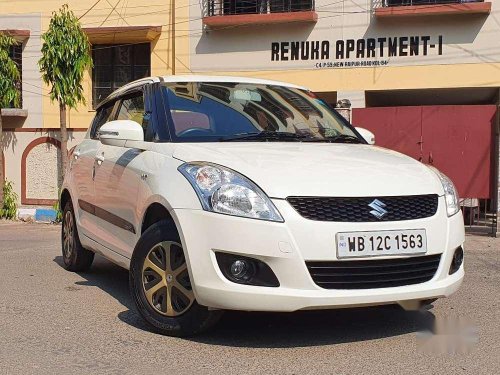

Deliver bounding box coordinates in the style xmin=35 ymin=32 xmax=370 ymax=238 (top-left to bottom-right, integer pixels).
xmin=2 ymin=130 xmax=87 ymax=203
xmin=25 ymin=142 xmax=62 ymax=200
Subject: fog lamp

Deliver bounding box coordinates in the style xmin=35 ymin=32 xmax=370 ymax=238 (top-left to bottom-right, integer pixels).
xmin=230 ymin=260 xmax=251 ymax=279
xmin=215 ymin=252 xmax=279 ymax=287
xmin=449 ymin=246 xmax=464 ymax=275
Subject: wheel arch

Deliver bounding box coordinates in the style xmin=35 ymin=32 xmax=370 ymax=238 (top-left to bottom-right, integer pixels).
xmin=60 ymin=188 xmax=72 ymax=210
xmin=141 ymin=202 xmax=178 ymax=235
xmin=138 ymin=199 xmax=204 ymax=303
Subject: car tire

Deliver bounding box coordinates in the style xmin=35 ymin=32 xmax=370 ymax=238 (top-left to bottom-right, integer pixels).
xmin=61 ymin=200 xmax=95 ymax=272
xmin=129 ymin=220 xmax=223 ymax=337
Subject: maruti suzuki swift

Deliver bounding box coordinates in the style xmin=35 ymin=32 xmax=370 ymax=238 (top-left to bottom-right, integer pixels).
xmin=60 ymin=76 xmax=465 ymax=336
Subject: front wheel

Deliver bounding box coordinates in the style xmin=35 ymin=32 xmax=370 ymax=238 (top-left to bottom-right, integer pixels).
xmin=61 ymin=200 xmax=94 ymax=272
xmin=129 ymin=220 xmax=222 ymax=336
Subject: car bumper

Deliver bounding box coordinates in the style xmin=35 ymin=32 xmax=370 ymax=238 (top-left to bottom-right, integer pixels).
xmin=172 ymin=197 xmax=465 ymax=312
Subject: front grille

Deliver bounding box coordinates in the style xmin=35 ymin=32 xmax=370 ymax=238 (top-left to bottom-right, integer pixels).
xmin=287 ymin=195 xmax=439 ymax=222
xmin=306 ymin=254 xmax=441 ymax=290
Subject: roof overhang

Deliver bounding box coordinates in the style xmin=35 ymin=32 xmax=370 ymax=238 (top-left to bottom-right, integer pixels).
xmin=0 ymin=29 xmax=30 ymax=42
xmin=83 ymin=26 xmax=162 ymax=44
xmin=1 ymin=108 xmax=28 ymax=118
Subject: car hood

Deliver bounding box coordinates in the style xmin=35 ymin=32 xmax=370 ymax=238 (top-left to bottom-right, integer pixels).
xmin=171 ymin=143 xmax=444 ymax=198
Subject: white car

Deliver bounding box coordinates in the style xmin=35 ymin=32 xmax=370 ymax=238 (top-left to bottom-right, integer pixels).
xmin=61 ymin=76 xmax=464 ymax=336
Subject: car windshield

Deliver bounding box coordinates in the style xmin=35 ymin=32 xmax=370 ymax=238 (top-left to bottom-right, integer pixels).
xmin=161 ymin=82 xmax=362 ymax=143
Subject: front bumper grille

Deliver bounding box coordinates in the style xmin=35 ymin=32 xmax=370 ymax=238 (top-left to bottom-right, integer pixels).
xmin=306 ymin=254 xmax=441 ymax=289
xmin=287 ymin=194 xmax=439 ymax=222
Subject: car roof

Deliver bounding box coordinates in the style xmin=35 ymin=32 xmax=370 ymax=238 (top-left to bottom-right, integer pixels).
xmin=96 ymin=75 xmax=309 ymax=109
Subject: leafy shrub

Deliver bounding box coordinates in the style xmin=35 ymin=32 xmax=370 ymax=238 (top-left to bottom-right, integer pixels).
xmin=1 ymin=180 xmax=18 ymax=220
xmin=53 ymin=194 xmax=62 ymax=223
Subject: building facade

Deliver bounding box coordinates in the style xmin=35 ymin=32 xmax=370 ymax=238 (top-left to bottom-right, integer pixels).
xmin=1 ymin=0 xmax=177 ymax=205
xmin=1 ymin=0 xmax=499 ymax=231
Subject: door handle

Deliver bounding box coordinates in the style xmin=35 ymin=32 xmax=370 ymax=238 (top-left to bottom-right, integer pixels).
xmin=95 ymin=153 xmax=105 ymax=165
xmin=73 ymin=150 xmax=81 ymax=160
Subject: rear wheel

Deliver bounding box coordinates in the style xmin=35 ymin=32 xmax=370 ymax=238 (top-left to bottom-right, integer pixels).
xmin=129 ymin=220 xmax=222 ymax=336
xmin=61 ymin=201 xmax=94 ymax=272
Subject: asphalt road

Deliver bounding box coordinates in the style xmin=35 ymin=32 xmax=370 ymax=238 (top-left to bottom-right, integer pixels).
xmin=0 ymin=222 xmax=499 ymax=374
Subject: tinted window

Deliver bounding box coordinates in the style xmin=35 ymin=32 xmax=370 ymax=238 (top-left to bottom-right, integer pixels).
xmin=161 ymin=82 xmax=358 ymax=143
xmin=91 ymin=103 xmax=115 ymax=139
xmin=171 ymin=111 xmax=210 ymax=135
xmin=117 ymin=94 xmax=145 ymax=124
xmin=116 ymin=93 xmax=151 ymax=139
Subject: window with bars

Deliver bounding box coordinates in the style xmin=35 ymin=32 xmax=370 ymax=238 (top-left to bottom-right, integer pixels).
xmin=8 ymin=44 xmax=22 ymax=108
xmin=92 ymin=43 xmax=151 ymax=108
xmin=383 ymin=0 xmax=482 ymax=6
xmin=205 ymin=0 xmax=314 ymax=16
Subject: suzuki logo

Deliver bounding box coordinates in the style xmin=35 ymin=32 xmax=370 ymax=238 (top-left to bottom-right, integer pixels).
xmin=369 ymin=199 xmax=388 ymax=219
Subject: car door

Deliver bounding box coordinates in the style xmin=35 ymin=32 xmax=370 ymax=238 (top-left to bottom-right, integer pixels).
xmin=71 ymin=102 xmax=116 ymax=240
xmin=92 ymin=89 xmax=150 ymax=258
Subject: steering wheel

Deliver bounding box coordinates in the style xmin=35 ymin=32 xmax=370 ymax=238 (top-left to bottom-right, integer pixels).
xmin=177 ymin=128 xmax=213 ymax=137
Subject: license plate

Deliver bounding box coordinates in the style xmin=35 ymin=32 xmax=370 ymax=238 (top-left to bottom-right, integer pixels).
xmin=336 ymin=229 xmax=427 ymax=259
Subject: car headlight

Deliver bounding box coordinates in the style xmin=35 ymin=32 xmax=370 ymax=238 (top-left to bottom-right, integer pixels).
xmin=428 ymin=166 xmax=459 ymax=217
xmin=178 ymin=162 xmax=284 ymax=222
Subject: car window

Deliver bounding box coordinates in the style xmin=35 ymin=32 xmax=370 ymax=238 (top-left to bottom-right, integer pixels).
xmin=171 ymin=110 xmax=210 ymax=135
xmin=91 ymin=103 xmax=115 ymax=139
xmin=117 ymin=93 xmax=145 ymax=125
xmin=161 ymin=82 xmax=359 ymax=143
xmin=116 ymin=93 xmax=151 ymax=140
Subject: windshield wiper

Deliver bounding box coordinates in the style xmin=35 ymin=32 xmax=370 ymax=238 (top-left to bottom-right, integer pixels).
xmin=304 ymin=134 xmax=364 ymax=144
xmin=220 ymin=131 xmax=309 ymax=142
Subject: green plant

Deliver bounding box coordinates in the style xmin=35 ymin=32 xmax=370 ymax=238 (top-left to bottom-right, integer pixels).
xmin=38 ymin=4 xmax=92 ymax=184
xmin=53 ymin=192 xmax=63 ymax=223
xmin=0 ymin=180 xmax=18 ymax=220
xmin=0 ymin=33 xmax=21 ymax=208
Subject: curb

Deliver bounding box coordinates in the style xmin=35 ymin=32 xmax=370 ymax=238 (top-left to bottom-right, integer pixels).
xmin=17 ymin=208 xmax=58 ymax=223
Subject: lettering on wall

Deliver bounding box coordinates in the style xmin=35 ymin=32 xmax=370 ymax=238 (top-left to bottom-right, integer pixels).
xmin=271 ymin=35 xmax=443 ymax=68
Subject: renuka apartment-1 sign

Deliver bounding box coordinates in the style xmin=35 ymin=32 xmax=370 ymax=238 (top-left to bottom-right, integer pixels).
xmin=271 ymin=35 xmax=444 ymax=66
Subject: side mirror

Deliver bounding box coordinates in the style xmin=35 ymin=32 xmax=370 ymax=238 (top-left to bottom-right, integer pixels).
xmin=355 ymin=127 xmax=375 ymax=145
xmin=99 ymin=120 xmax=144 ymax=148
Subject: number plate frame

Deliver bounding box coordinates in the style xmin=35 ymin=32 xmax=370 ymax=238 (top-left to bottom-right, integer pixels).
xmin=336 ymin=229 xmax=427 ymax=259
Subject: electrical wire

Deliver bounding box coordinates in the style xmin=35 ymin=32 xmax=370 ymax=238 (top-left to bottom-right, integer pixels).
xmin=5 ymin=2 xmax=500 ymax=97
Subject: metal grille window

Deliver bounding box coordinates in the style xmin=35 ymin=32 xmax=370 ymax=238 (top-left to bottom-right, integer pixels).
xmin=8 ymin=44 xmax=22 ymax=108
xmin=92 ymin=43 xmax=151 ymax=108
xmin=383 ymin=0 xmax=482 ymax=6
xmin=205 ymin=0 xmax=314 ymax=16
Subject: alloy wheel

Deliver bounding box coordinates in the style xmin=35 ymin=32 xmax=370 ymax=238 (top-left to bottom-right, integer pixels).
xmin=62 ymin=210 xmax=74 ymax=259
xmin=142 ymin=241 xmax=195 ymax=317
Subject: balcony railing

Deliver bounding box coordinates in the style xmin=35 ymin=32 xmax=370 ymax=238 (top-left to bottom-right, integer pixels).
xmin=203 ymin=0 xmax=315 ymax=17
xmin=380 ymin=0 xmax=483 ymax=6
xmin=374 ymin=0 xmax=491 ymax=17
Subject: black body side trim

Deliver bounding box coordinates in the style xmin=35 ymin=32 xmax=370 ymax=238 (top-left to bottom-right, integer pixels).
xmin=78 ymin=199 xmax=136 ymax=234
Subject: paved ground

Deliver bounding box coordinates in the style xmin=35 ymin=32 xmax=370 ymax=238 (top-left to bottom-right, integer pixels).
xmin=0 ymin=222 xmax=499 ymax=374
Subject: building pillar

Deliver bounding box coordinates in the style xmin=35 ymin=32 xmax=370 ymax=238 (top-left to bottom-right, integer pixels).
xmin=336 ymin=90 xmax=366 ymax=123
xmin=336 ymin=90 xmax=366 ymax=109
